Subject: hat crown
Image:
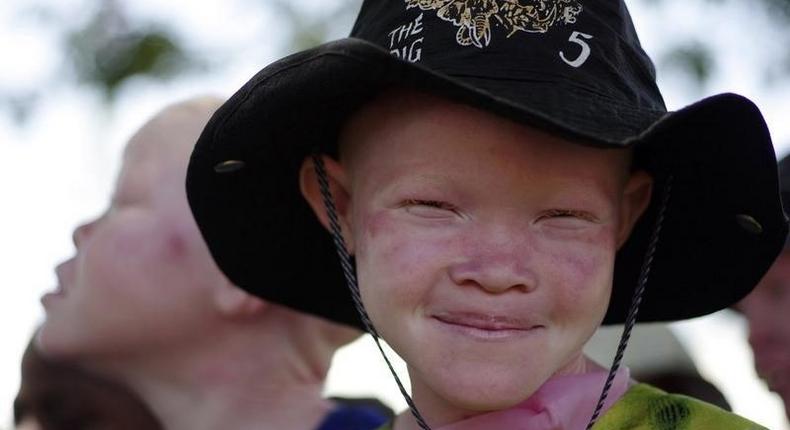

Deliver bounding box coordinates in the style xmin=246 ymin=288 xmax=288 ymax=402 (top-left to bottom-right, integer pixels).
xmin=351 ymin=0 xmax=666 ymax=116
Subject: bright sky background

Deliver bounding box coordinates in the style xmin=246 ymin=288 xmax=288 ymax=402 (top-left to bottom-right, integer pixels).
xmin=1 ymin=0 xmax=789 ymax=429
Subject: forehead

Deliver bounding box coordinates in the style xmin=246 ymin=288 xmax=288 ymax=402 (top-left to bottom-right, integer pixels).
xmin=117 ymin=133 xmax=177 ymax=196
xmin=339 ymin=91 xmax=630 ymax=188
xmin=119 ymin=106 xmax=213 ymax=182
xmin=124 ymin=114 xmax=187 ymax=164
xmin=114 ymin=120 xmax=191 ymax=203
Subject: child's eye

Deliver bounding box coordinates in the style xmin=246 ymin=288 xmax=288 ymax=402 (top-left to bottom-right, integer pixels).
xmin=401 ymin=199 xmax=459 ymax=218
xmin=537 ymin=209 xmax=598 ymax=228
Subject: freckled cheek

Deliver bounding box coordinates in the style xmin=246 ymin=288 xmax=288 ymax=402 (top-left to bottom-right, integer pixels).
xmin=160 ymin=216 xmax=207 ymax=264
xmin=540 ymin=231 xmax=617 ymax=318
xmin=81 ymin=216 xmax=179 ymax=289
xmin=354 ymin=213 xmax=454 ymax=310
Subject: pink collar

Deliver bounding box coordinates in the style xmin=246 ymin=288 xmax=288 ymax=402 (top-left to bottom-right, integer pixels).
xmin=437 ymin=367 xmax=631 ymax=430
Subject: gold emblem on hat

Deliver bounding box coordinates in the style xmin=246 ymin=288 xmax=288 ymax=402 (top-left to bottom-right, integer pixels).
xmin=405 ymin=0 xmax=583 ymax=48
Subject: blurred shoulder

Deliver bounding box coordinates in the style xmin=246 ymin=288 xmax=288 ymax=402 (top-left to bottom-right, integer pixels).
xmin=594 ymin=383 xmax=768 ymax=430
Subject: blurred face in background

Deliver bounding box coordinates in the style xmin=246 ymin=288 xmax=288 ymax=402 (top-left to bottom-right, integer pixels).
xmin=738 ymin=250 xmax=790 ymax=416
xmin=37 ymin=101 xmax=226 ymax=363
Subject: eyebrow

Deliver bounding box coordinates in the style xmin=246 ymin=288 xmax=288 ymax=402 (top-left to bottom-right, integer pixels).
xmin=375 ymin=167 xmax=616 ymax=214
xmin=379 ymin=173 xmax=459 ymax=197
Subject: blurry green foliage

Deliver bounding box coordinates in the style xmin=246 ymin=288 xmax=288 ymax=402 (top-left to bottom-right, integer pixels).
xmin=65 ymin=1 xmax=197 ymax=100
xmin=270 ymin=0 xmax=362 ymax=53
xmin=661 ymin=43 xmax=715 ymax=85
xmin=763 ymin=0 xmax=790 ymax=16
xmin=647 ymin=0 xmax=790 ymax=87
xmin=69 ymin=29 xmax=191 ymax=99
xmin=0 ymin=0 xmax=788 ymax=126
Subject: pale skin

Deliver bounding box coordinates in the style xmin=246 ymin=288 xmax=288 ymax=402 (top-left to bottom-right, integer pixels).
xmin=38 ymin=98 xmax=360 ymax=430
xmin=301 ymin=91 xmax=653 ymax=429
xmin=737 ymin=251 xmax=790 ymax=418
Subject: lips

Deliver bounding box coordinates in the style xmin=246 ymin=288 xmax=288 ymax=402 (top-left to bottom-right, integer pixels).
xmin=431 ymin=311 xmax=542 ymax=340
xmin=40 ymin=284 xmax=66 ymax=307
xmin=41 ymin=261 xmax=72 ymax=307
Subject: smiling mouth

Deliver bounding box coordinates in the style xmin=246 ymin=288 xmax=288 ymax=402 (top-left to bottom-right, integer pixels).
xmin=432 ymin=312 xmax=542 ymax=340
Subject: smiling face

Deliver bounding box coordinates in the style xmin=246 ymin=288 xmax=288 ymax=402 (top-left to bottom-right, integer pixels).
xmin=301 ymin=91 xmax=652 ymax=425
xmin=738 ymin=250 xmax=790 ymax=414
xmin=37 ymin=99 xmax=227 ymax=362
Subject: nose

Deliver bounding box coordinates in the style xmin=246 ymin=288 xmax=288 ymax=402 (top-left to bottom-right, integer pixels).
xmin=72 ymin=218 xmax=98 ymax=247
xmin=448 ymin=229 xmax=537 ymax=294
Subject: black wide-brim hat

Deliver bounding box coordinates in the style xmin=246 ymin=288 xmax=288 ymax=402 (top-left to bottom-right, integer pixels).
xmin=186 ymin=0 xmax=787 ymax=329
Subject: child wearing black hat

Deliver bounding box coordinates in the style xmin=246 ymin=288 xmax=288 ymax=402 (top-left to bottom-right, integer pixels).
xmin=186 ymin=1 xmax=786 ymax=429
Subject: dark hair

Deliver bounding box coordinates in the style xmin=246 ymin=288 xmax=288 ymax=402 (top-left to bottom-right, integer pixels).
xmin=14 ymin=335 xmax=162 ymax=430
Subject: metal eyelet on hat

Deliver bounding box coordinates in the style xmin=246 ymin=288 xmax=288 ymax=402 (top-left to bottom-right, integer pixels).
xmin=735 ymin=214 xmax=763 ymax=235
xmin=214 ymin=160 xmax=245 ymax=174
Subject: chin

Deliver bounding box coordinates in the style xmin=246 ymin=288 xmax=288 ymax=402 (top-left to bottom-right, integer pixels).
xmin=448 ymin=389 xmax=533 ymax=413
xmin=36 ymin=323 xmax=90 ymax=361
xmin=35 ymin=324 xmax=68 ymax=357
xmin=429 ymin=365 xmax=549 ymax=413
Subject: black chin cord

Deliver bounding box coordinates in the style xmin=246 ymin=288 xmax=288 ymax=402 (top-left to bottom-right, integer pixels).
xmin=585 ymin=174 xmax=674 ymax=430
xmin=312 ymin=154 xmax=433 ymax=430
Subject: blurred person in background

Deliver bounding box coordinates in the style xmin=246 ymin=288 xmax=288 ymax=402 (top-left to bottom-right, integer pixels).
xmin=586 ymin=324 xmax=731 ymax=411
xmin=736 ymin=153 xmax=790 ymax=421
xmin=14 ymin=335 xmax=162 ymax=430
xmin=34 ymin=96 xmax=389 ymax=430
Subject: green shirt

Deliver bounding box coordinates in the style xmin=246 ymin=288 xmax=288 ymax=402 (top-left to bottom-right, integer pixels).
xmin=374 ymin=384 xmax=767 ymax=430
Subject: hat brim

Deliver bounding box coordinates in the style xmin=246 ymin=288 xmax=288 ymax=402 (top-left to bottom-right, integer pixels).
xmin=187 ymin=38 xmax=786 ymax=329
